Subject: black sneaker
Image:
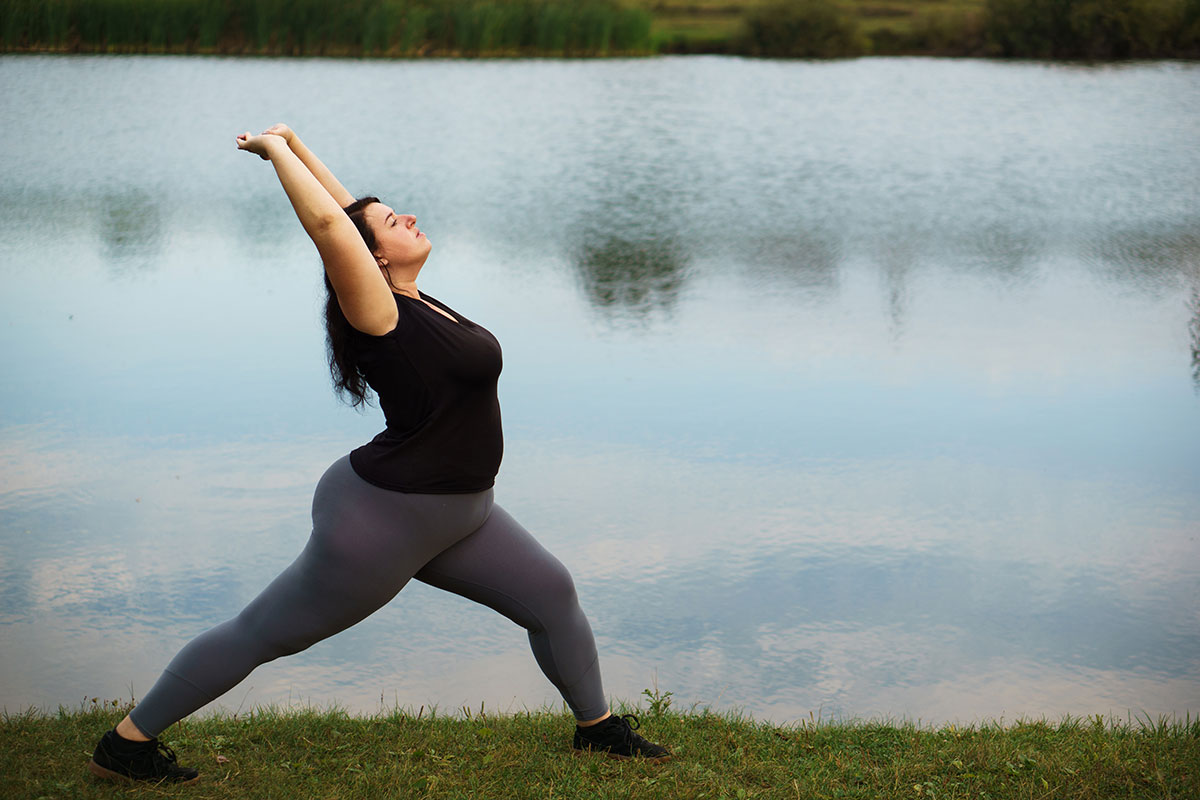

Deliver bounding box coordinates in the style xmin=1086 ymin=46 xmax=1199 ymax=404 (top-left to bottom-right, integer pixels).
xmin=88 ymin=728 xmax=200 ymax=784
xmin=572 ymin=713 xmax=671 ymax=763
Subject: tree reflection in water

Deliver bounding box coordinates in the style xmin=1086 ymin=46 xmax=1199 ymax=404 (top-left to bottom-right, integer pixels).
xmin=1189 ymin=288 xmax=1200 ymax=392
xmin=572 ymin=230 xmax=689 ymax=318
xmin=742 ymin=227 xmax=842 ymax=301
xmin=95 ymin=189 xmax=163 ymax=277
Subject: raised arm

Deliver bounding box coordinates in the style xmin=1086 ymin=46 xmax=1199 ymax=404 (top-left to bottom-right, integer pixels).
xmin=261 ymin=124 xmax=356 ymax=209
xmin=236 ymin=131 xmax=398 ymax=336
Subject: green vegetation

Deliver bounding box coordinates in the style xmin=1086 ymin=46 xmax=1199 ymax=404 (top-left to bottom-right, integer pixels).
xmin=984 ymin=0 xmax=1200 ymax=58
xmin=2 ymin=696 xmax=1198 ymax=799
xmin=739 ymin=0 xmax=869 ymax=56
xmin=1 ymin=0 xmax=1197 ymax=57
xmin=646 ymin=0 xmax=1198 ymax=57
xmin=0 ymin=0 xmax=654 ymax=56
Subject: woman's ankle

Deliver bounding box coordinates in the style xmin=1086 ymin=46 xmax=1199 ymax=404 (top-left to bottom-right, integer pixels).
xmin=576 ymin=711 xmax=612 ymax=728
xmin=115 ymin=715 xmax=152 ymax=742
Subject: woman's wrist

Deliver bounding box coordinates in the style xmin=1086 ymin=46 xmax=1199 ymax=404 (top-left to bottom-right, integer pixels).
xmin=262 ymin=134 xmax=291 ymax=158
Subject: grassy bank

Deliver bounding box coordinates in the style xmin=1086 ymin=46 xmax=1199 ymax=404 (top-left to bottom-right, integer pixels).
xmin=2 ymin=697 xmax=1197 ymax=799
xmin=2 ymin=0 xmax=1198 ymax=58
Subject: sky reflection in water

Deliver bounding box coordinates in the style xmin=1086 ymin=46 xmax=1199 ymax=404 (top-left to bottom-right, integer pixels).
xmin=0 ymin=55 xmax=1198 ymax=727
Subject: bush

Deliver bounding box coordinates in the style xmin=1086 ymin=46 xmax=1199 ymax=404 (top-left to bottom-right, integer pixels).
xmin=738 ymin=0 xmax=868 ymax=58
xmin=984 ymin=0 xmax=1195 ymax=58
xmin=907 ymin=10 xmax=988 ymax=55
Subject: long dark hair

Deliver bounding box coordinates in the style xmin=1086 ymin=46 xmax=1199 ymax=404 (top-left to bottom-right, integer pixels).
xmin=325 ymin=195 xmax=383 ymax=408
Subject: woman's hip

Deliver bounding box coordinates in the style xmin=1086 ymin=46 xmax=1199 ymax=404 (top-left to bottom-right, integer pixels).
xmin=311 ymin=455 xmax=495 ymax=547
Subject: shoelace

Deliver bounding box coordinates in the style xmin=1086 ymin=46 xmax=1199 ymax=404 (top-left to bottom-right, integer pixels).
xmin=153 ymin=741 xmax=181 ymax=765
xmin=615 ymin=713 xmax=643 ymax=746
xmin=127 ymin=739 xmax=181 ymax=775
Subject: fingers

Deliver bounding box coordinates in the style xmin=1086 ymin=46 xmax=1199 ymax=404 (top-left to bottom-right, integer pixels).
xmin=234 ymin=131 xmax=271 ymax=160
xmin=260 ymin=123 xmax=292 ymax=142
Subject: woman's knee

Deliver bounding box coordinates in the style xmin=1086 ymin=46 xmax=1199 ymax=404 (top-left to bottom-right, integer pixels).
xmin=533 ymin=558 xmax=582 ymax=610
xmin=232 ymin=605 xmax=324 ymax=662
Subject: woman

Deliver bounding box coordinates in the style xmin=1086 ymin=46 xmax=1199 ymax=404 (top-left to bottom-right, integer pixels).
xmin=86 ymin=125 xmax=670 ymax=785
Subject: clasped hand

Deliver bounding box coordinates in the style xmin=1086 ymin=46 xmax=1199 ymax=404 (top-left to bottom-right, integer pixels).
xmin=235 ymin=124 xmax=294 ymax=159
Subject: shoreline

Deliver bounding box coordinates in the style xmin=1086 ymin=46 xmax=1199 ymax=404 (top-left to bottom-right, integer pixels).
xmin=4 ymin=702 xmax=1196 ymax=798
xmin=2 ymin=47 xmax=1197 ymax=63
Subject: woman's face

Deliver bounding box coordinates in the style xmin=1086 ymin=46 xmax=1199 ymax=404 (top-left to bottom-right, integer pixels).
xmin=363 ymin=202 xmax=432 ymax=278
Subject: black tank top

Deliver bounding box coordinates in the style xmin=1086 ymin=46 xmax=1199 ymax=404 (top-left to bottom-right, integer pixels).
xmin=348 ymin=291 xmax=503 ymax=493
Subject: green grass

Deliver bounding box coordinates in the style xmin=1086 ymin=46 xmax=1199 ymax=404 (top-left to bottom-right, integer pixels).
xmin=3 ymin=694 xmax=1198 ymax=799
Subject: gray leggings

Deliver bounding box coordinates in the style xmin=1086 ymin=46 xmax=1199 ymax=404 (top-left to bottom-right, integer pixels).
xmin=127 ymin=456 xmax=606 ymax=737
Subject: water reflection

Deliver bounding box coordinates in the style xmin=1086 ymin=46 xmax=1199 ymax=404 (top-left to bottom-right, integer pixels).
xmin=878 ymin=239 xmax=913 ymax=341
xmin=3 ymin=431 xmax=1198 ymax=725
xmin=94 ymin=189 xmax=164 ymax=276
xmin=955 ymin=223 xmax=1041 ymax=286
xmin=606 ymin=551 xmax=1200 ymax=680
xmin=3 ymin=56 xmax=1200 ymax=727
xmin=1189 ymin=289 xmax=1200 ymax=391
xmin=573 ymin=232 xmax=687 ymax=316
xmin=564 ymin=160 xmax=693 ymax=318
xmin=1086 ymin=221 xmax=1200 ymax=293
xmin=226 ymin=191 xmax=303 ymax=263
xmin=742 ymin=227 xmax=842 ymax=302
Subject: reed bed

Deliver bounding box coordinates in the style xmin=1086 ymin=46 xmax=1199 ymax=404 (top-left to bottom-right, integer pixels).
xmin=0 ymin=0 xmax=654 ymax=57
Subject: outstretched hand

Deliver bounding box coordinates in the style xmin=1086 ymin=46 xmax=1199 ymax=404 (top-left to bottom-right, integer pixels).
xmin=260 ymin=123 xmax=295 ymax=143
xmin=235 ymin=131 xmax=284 ymax=160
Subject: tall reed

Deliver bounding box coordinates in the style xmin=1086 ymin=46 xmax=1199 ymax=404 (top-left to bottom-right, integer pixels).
xmin=0 ymin=0 xmax=654 ymax=56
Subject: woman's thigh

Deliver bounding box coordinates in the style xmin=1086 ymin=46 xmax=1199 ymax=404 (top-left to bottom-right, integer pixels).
xmin=237 ymin=458 xmax=496 ymax=647
xmin=413 ymin=504 xmax=582 ymax=629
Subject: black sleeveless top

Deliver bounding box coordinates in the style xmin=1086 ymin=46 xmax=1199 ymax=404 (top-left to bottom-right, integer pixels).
xmin=348 ymin=291 xmax=503 ymax=493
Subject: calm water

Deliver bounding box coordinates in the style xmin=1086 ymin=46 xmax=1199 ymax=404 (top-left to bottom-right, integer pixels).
xmin=1 ymin=54 xmax=1198 ymax=729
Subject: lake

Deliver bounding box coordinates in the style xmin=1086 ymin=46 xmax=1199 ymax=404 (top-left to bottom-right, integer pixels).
xmin=1 ymin=54 xmax=1198 ymax=729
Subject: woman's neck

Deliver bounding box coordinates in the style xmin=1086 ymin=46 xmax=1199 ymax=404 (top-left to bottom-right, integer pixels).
xmin=390 ymin=281 xmax=420 ymax=299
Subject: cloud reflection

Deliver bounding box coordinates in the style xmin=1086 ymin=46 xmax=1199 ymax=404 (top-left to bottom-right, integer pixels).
xmin=2 ymin=426 xmax=1198 ymax=726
